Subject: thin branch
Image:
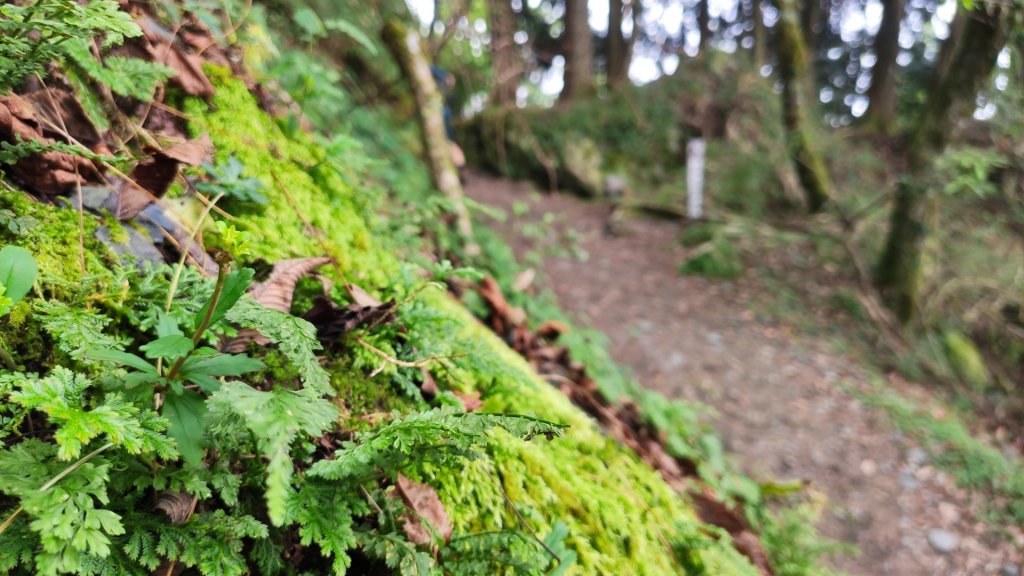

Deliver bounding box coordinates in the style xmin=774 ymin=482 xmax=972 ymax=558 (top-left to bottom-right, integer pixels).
xmin=356 ymin=337 xmax=463 ymax=370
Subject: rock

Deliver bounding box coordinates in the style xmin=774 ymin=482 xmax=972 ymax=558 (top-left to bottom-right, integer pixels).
xmin=926 ymin=529 xmax=958 ymax=554
xmin=907 ymin=447 xmax=928 ymax=467
xmin=95 ymin=224 xmax=164 ymax=268
xmin=899 ymin=470 xmax=920 ymax=491
xmin=1001 ymin=564 xmax=1019 ymax=576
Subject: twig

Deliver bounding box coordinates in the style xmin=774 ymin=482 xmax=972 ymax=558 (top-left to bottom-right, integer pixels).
xmin=492 ymin=469 xmax=561 ymax=564
xmin=356 ymin=337 xmax=463 ymax=370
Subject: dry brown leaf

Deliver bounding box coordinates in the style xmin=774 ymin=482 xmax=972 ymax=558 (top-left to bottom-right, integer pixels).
xmin=396 ymin=474 xmax=452 ymax=546
xmin=348 ymin=282 xmax=383 ymax=308
xmin=452 ymin=390 xmax=483 ymax=412
xmin=140 ymin=17 xmax=215 ymax=98
xmin=513 ymin=267 xmax=536 ymax=292
xmin=249 ymin=256 xmax=334 ymax=312
xmin=156 ymin=491 xmax=195 ymax=525
xmin=0 ymin=95 xmax=94 ymax=194
xmin=221 ymin=256 xmax=333 ymax=353
xmin=160 ymin=133 xmax=213 ymax=166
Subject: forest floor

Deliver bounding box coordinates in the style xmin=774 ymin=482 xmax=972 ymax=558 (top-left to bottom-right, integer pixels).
xmin=465 ymin=171 xmax=1023 ymax=576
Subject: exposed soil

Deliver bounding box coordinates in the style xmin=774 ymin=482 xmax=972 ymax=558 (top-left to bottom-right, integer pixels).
xmin=464 ymin=170 xmax=1023 ymax=576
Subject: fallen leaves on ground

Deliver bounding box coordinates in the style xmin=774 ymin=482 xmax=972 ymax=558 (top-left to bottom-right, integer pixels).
xmin=0 ymin=95 xmax=98 ymax=195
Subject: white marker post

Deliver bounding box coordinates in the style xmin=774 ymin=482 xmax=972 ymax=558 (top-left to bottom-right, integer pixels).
xmin=686 ymin=137 xmax=706 ymax=221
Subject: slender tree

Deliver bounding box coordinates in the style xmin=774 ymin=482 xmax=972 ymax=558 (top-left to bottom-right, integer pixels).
xmin=488 ymin=0 xmax=522 ymax=106
xmin=752 ymin=0 xmax=767 ymax=67
xmin=561 ymin=0 xmax=594 ymax=101
xmin=697 ymin=0 xmax=712 ymax=52
xmin=607 ymin=0 xmax=628 ymax=87
xmin=863 ymin=0 xmax=905 ymax=132
xmin=776 ymin=0 xmax=831 ymax=212
xmin=382 ymin=20 xmax=475 ymax=249
xmin=876 ymin=4 xmax=1009 ymax=322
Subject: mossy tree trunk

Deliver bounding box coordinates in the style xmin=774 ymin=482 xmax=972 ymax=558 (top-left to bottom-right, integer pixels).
xmin=561 ymin=0 xmax=594 ymax=101
xmin=863 ymin=0 xmax=905 ymax=133
xmin=382 ymin=20 xmax=475 ymax=249
xmin=875 ymin=5 xmax=1009 ymax=323
xmin=776 ymin=0 xmax=830 ymax=212
xmin=488 ymin=0 xmax=522 ymax=106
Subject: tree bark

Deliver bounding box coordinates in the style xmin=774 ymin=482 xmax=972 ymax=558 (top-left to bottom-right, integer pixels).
xmin=382 ymin=20 xmax=475 ymax=249
xmin=488 ymin=0 xmax=522 ymax=106
xmin=875 ymin=5 xmax=1008 ymax=323
xmin=864 ymin=0 xmax=905 ymax=132
xmin=561 ymin=0 xmax=594 ymax=101
xmin=931 ymin=7 xmax=966 ymax=92
xmin=752 ymin=0 xmax=766 ymax=67
xmin=607 ymin=0 xmax=628 ymax=87
xmin=697 ymin=0 xmax=712 ymax=53
xmin=776 ymin=0 xmax=830 ymax=212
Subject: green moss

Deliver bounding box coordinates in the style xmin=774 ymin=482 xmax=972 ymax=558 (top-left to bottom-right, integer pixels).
xmin=0 ymin=187 xmax=116 ymax=292
xmin=183 ymin=75 xmax=758 ymax=574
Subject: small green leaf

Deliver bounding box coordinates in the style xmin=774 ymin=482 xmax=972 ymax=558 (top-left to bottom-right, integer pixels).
xmin=324 ymin=18 xmax=378 ymax=55
xmin=0 ymin=245 xmax=37 ymax=308
xmin=86 ymin=348 xmax=157 ymax=374
xmin=163 ymin=389 xmax=207 ymax=465
xmin=194 ymin=267 xmax=255 ymax=331
xmin=140 ymin=335 xmax=194 ymax=360
xmin=156 ymin=312 xmax=183 ymax=338
xmin=179 ymin=353 xmax=264 ymax=393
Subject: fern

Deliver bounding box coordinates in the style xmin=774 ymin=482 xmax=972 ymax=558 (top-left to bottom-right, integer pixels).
xmin=123 ymin=510 xmax=267 ymax=576
xmin=33 ymin=300 xmax=128 ymax=363
xmin=0 ymin=0 xmax=142 ymax=93
xmin=227 ymin=297 xmax=332 ymax=395
xmin=63 ymin=39 xmax=174 ymax=102
xmin=6 ymin=368 xmax=176 ymax=461
xmin=309 ymin=411 xmax=566 ymax=482
xmin=0 ymin=440 xmax=122 ymax=575
xmin=286 ymin=481 xmax=366 ymax=574
xmin=439 ymin=531 xmax=551 ymax=575
xmin=0 ymin=136 xmax=130 ymax=166
xmin=208 ymin=382 xmax=337 ymax=526
xmin=356 ymin=531 xmax=436 ymax=576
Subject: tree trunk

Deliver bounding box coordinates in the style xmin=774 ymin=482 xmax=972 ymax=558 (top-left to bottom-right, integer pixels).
xmin=875 ymin=5 xmax=1008 ymax=322
xmin=382 ymin=20 xmax=475 ymax=249
xmin=799 ymin=0 xmax=820 ymax=65
xmin=863 ymin=0 xmax=904 ymax=132
xmin=697 ymin=0 xmax=712 ymax=53
xmin=607 ymin=0 xmax=628 ymax=87
xmin=775 ymin=0 xmax=830 ymax=212
xmin=931 ymin=7 xmax=966 ymax=92
xmin=561 ymin=0 xmax=594 ymax=101
xmin=752 ymin=0 xmax=766 ymax=67
xmin=488 ymin=0 xmax=522 ymax=106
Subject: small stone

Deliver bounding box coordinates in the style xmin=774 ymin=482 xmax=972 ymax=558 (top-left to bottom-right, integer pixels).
xmin=907 ymin=447 xmax=928 ymax=466
xmin=927 ymin=529 xmax=958 ymax=554
xmin=938 ymin=502 xmax=959 ymax=524
xmin=860 ymin=459 xmax=877 ymax=476
xmin=1000 ymin=564 xmax=1020 ymax=576
xmin=899 ymin=471 xmax=920 ymax=491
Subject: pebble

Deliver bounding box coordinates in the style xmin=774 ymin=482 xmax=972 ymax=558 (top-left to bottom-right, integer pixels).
xmin=927 ymin=529 xmax=958 ymax=554
xmin=907 ymin=447 xmax=929 ymax=466
xmin=901 ymin=471 xmax=925 ymax=487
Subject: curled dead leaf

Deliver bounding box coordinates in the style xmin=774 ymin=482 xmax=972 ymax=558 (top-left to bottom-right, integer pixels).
xmin=156 ymin=491 xmax=196 ymax=525
xmin=396 ymin=474 xmax=452 ymax=546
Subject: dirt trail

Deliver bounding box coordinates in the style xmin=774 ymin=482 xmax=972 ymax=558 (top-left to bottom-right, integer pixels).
xmin=464 ymin=171 xmax=1021 ymax=576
